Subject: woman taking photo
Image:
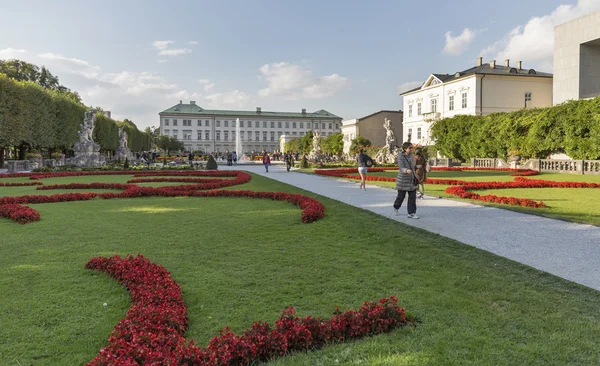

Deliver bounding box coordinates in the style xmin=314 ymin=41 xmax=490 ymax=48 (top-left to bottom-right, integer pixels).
xmin=393 ymin=142 xmax=419 ymax=219
xmin=356 ymin=148 xmax=374 ymax=190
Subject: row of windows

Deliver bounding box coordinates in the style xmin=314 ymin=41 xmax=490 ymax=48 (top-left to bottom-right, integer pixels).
xmin=164 ymin=119 xmax=339 ymax=130
xmin=408 ymin=92 xmax=469 ymax=118
xmin=163 ymin=130 xmax=333 ymax=141
xmin=408 ymin=127 xmax=422 ymax=140
xmin=408 ymin=92 xmax=534 ymax=118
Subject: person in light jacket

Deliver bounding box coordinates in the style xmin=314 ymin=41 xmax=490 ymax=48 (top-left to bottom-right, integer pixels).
xmin=393 ymin=142 xmax=419 ymax=219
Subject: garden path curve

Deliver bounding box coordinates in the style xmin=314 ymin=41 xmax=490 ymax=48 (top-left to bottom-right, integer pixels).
xmin=224 ymin=164 xmax=600 ymax=292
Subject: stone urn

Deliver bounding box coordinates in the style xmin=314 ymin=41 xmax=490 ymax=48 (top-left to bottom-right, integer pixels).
xmin=509 ymin=155 xmax=522 ymax=162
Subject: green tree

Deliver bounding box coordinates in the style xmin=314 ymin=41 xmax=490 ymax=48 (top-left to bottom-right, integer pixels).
xmin=349 ymin=136 xmax=371 ymax=154
xmin=324 ymin=132 xmax=344 ymax=155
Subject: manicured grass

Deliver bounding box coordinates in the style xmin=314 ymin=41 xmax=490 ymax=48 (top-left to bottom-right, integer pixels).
xmin=327 ymin=170 xmax=600 ymax=226
xmin=2 ymin=172 xmax=600 ymax=364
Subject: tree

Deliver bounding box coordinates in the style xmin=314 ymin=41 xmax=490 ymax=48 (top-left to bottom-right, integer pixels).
xmin=156 ymin=135 xmax=184 ymax=163
xmin=324 ymin=132 xmax=343 ymax=156
xmin=349 ymin=136 xmax=371 ymax=154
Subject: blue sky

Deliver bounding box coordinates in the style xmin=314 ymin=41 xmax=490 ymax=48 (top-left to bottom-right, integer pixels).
xmin=1 ymin=0 xmax=598 ymax=129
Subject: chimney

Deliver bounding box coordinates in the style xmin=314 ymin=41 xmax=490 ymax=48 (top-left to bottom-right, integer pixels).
xmin=256 ymin=107 xmax=261 ymax=113
xmin=476 ymin=57 xmax=483 ymax=67
xmin=490 ymin=60 xmax=496 ymax=68
xmin=505 ymin=59 xmax=510 ymax=67
xmin=179 ymin=100 xmax=182 ymax=104
xmin=190 ymin=101 xmax=196 ymax=105
xmin=517 ymin=61 xmax=522 ymax=70
xmin=302 ymin=108 xmax=306 ymax=114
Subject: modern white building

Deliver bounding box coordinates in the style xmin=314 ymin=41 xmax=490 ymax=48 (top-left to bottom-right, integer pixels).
xmin=400 ymin=58 xmax=553 ymax=146
xmin=159 ymin=101 xmax=342 ymax=153
xmin=553 ymin=10 xmax=600 ymax=105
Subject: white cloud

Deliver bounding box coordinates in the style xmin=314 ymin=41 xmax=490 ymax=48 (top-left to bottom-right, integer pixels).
xmin=397 ymin=81 xmax=423 ymax=94
xmin=158 ymin=48 xmax=192 ymax=56
xmin=0 ymin=47 xmax=27 ymax=59
xmin=157 ymin=59 xmax=167 ymax=64
xmin=204 ymin=90 xmax=250 ymax=108
xmin=152 ymin=40 xmax=174 ymax=50
xmin=258 ymin=62 xmax=349 ymax=100
xmin=442 ymin=28 xmax=476 ymax=55
xmin=152 ymin=40 xmax=192 ymax=56
xmin=188 ymin=41 xmax=199 ymax=45
xmin=198 ymin=79 xmax=210 ymax=84
xmin=204 ymin=83 xmax=215 ymax=92
xmin=482 ymin=0 xmax=600 ymax=70
xmin=38 ymin=52 xmax=101 ymax=79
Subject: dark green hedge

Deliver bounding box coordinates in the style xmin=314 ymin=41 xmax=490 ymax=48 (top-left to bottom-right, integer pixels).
xmin=430 ymin=97 xmax=600 ymax=160
xmin=0 ymin=73 xmax=152 ymax=156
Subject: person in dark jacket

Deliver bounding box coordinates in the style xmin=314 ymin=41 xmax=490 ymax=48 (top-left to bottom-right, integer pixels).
xmin=414 ymin=147 xmax=426 ymax=198
xmin=262 ymin=152 xmax=271 ymax=172
xmin=393 ymin=142 xmax=419 ymax=219
xmin=356 ymin=148 xmax=374 ymax=190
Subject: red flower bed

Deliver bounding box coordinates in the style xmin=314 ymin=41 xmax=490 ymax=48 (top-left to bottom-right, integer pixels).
xmin=0 ymin=170 xmax=325 ymax=224
xmin=0 ymin=181 xmax=43 ymax=187
xmin=37 ymin=183 xmax=134 ymax=191
xmin=86 ymin=254 xmax=409 ymax=365
xmin=0 ymin=203 xmax=40 ymax=224
xmin=430 ymin=167 xmax=539 ymax=176
xmin=126 ymin=177 xmax=225 ymax=184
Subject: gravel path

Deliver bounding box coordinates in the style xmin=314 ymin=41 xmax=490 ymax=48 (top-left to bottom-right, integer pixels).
xmin=224 ymin=164 xmax=600 ymax=291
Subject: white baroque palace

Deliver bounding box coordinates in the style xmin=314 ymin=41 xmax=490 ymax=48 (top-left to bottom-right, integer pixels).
xmin=159 ymin=102 xmax=342 ymax=153
xmin=400 ymin=57 xmax=553 ymax=146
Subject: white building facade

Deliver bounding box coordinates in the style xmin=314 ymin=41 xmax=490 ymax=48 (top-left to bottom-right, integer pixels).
xmin=159 ymin=102 xmax=342 ymax=154
xmin=554 ymin=10 xmax=600 ymax=105
xmin=401 ymin=58 xmax=553 ymax=146
xmin=341 ymin=119 xmax=359 ymax=154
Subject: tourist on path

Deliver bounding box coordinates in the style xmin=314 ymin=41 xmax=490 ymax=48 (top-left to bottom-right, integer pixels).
xmin=262 ymin=153 xmax=271 ymax=173
xmin=414 ymin=147 xmax=426 ymax=199
xmin=232 ymin=151 xmax=237 ymax=165
xmin=356 ymin=148 xmax=374 ymax=190
xmin=188 ymin=151 xmax=194 ymax=167
xmin=285 ymin=152 xmax=293 ymax=172
xmin=393 ymin=142 xmax=419 ymax=219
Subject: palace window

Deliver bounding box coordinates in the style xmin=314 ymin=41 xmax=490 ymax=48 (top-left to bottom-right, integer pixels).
xmin=255 ymin=121 xmax=259 ymax=128
xmin=449 ymin=95 xmax=454 ymax=111
xmin=431 ymin=99 xmax=437 ymax=113
xmin=329 ymin=123 xmax=332 ymax=129
xmin=224 ymin=131 xmax=229 ymax=141
xmin=197 ymin=131 xmax=202 ymax=140
xmin=417 ymin=128 xmax=422 ymax=140
xmin=408 ymin=105 xmax=412 ymax=117
xmin=164 ymin=119 xmax=170 ymax=126
xmin=270 ymin=121 xmax=275 ymax=128
xmin=462 ymin=92 xmax=468 ymax=108
xmin=205 ymin=120 xmax=210 ymax=127
xmin=240 ymin=120 xmax=244 ymax=127
xmin=293 ymin=122 xmax=297 ymax=128
xmin=263 ymin=121 xmax=267 ymax=128
xmin=270 ymin=132 xmax=275 ymax=141
xmin=173 ymin=119 xmax=178 ymax=126
xmin=285 ymin=122 xmax=290 ymax=128
xmin=300 ymin=122 xmax=304 ymax=128
xmin=525 ymin=92 xmax=532 ymax=108
xmin=216 ymin=132 xmax=221 ymax=141
xmin=197 ymin=120 xmax=201 ymax=126
xmin=216 ymin=120 xmax=221 ymax=127
xmin=315 ymin=122 xmax=319 ymax=129
xmin=205 ymin=131 xmax=210 ymax=140
xmin=224 ymin=120 xmax=229 ymax=127
xmin=417 ymin=103 xmax=422 ymax=116
xmin=173 ymin=129 xmax=178 ymax=137
xmin=263 ymin=132 xmax=267 ymax=141
xmin=255 ymin=131 xmax=259 ymax=141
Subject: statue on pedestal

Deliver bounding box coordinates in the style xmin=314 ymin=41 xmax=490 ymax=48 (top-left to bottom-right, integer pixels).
xmin=309 ymin=132 xmax=323 ymax=161
xmin=113 ymin=126 xmax=134 ymax=162
xmin=72 ymin=109 xmax=106 ymax=167
xmin=374 ymin=118 xmax=399 ymax=164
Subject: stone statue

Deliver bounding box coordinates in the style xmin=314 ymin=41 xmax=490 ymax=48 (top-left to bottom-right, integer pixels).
xmin=78 ymin=110 xmax=96 ymax=143
xmin=119 ymin=126 xmax=128 ymax=148
xmin=383 ymin=118 xmax=395 ymax=152
xmin=309 ymin=132 xmax=323 ymax=161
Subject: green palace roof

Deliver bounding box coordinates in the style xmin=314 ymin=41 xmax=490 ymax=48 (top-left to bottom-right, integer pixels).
xmin=159 ymin=103 xmax=341 ymax=119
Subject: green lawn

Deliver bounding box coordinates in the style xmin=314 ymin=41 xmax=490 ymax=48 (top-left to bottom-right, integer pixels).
xmin=314 ymin=170 xmax=600 ymax=227
xmin=1 ymin=172 xmax=600 ymax=364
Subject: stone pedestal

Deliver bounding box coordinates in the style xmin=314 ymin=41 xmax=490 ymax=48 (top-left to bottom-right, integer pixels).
xmin=374 ymin=146 xmax=398 ymax=164
xmin=72 ymin=141 xmax=106 ymax=167
xmin=113 ymin=146 xmax=133 ymax=162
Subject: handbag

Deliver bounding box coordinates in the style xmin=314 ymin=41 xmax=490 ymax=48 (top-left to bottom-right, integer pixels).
xmin=366 ymin=159 xmax=373 ymax=167
xmin=403 ymin=155 xmax=419 ymax=186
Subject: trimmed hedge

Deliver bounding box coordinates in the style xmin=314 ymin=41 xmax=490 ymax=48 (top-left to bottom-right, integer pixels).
xmin=430 ymin=97 xmax=600 ymax=161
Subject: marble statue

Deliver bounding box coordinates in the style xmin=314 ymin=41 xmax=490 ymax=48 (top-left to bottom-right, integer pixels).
xmin=119 ymin=126 xmax=128 ymax=148
xmin=384 ymin=118 xmax=395 ymax=152
xmin=71 ymin=109 xmax=106 ymax=167
xmin=78 ymin=110 xmax=96 ymax=143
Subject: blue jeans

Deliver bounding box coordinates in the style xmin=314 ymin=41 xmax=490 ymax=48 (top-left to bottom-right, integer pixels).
xmin=264 ymin=163 xmax=269 ymax=172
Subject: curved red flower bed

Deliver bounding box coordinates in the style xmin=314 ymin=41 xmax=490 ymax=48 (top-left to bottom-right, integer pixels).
xmin=0 ymin=203 xmax=40 ymax=224
xmin=126 ymin=177 xmax=225 ymax=184
xmin=0 ymin=171 xmax=325 ymax=224
xmin=0 ymin=181 xmax=43 ymax=187
xmin=86 ymin=254 xmax=409 ymax=365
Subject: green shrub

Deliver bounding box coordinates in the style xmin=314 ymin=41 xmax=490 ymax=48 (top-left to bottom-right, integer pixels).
xmin=301 ymin=155 xmax=309 ymax=168
xmin=123 ymin=157 xmax=129 ymax=169
xmin=206 ymin=155 xmax=218 ymax=170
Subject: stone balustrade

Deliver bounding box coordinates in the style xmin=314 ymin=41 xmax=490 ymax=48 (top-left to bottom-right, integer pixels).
xmin=472 ymin=157 xmax=600 ymax=175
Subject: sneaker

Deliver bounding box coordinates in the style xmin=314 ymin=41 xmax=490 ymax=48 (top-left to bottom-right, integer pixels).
xmin=393 ymin=208 xmax=399 ymax=216
xmin=407 ymin=214 xmax=419 ymax=219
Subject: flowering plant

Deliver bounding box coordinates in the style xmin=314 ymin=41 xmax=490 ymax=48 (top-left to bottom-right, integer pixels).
xmin=507 ymin=148 xmax=523 ymax=157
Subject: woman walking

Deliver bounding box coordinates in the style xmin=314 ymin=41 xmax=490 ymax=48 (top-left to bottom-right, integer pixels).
xmin=393 ymin=142 xmax=419 ymax=219
xmin=357 ymin=148 xmax=374 ymax=190
xmin=262 ymin=152 xmax=271 ymax=173
xmin=414 ymin=147 xmax=426 ymax=199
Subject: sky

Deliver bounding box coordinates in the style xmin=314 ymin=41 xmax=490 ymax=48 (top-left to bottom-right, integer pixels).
xmin=1 ymin=0 xmax=599 ymax=130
